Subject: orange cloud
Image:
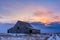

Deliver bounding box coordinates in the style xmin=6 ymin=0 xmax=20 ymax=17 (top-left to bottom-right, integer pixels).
xmin=30 ymin=11 xmax=60 ymax=24
xmin=23 ymin=6 xmax=60 ymax=24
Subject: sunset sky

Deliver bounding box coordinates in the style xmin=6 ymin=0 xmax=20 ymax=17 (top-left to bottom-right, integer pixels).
xmin=0 ymin=0 xmax=60 ymax=33
xmin=0 ymin=0 xmax=60 ymax=24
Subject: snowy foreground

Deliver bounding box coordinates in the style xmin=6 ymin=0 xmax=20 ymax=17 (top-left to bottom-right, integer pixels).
xmin=0 ymin=33 xmax=60 ymax=40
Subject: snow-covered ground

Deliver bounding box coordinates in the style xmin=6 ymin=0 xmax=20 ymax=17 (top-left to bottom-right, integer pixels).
xmin=0 ymin=34 xmax=60 ymax=40
xmin=48 ymin=34 xmax=60 ymax=40
xmin=0 ymin=34 xmax=40 ymax=40
xmin=0 ymin=36 xmax=40 ymax=40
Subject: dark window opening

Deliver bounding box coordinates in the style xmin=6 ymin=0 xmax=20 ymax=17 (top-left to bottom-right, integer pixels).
xmin=29 ymin=30 xmax=32 ymax=33
xmin=17 ymin=27 xmax=20 ymax=30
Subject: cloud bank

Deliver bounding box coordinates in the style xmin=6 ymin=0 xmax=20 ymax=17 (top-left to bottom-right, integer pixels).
xmin=0 ymin=1 xmax=60 ymax=24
